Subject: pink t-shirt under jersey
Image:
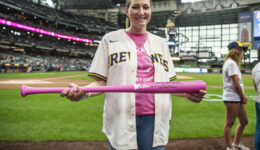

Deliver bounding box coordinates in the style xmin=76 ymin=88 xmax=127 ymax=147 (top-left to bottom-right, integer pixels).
xmin=125 ymin=31 xmax=155 ymax=115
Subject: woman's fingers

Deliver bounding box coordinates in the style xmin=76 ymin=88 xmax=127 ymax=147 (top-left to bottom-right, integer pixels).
xmin=68 ymin=85 xmax=78 ymax=97
xmin=60 ymin=88 xmax=69 ymax=97
xmin=60 ymin=83 xmax=85 ymax=102
xmin=200 ymin=90 xmax=207 ymax=96
xmin=187 ymin=90 xmax=207 ymax=103
xmin=242 ymin=97 xmax=248 ymax=104
xmin=71 ymin=89 xmax=85 ymax=101
xmin=187 ymin=95 xmax=201 ymax=103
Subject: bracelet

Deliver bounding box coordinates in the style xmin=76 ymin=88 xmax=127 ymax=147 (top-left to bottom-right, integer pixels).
xmin=80 ymin=95 xmax=86 ymax=100
xmin=80 ymin=93 xmax=91 ymax=100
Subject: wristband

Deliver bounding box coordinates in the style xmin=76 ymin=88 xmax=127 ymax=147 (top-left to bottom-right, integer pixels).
xmin=80 ymin=95 xmax=86 ymax=100
xmin=80 ymin=93 xmax=91 ymax=100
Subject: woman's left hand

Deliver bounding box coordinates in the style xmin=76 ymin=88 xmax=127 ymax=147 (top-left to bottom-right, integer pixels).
xmin=186 ymin=90 xmax=207 ymax=103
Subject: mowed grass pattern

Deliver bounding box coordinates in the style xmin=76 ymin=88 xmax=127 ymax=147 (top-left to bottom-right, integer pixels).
xmin=0 ymin=89 xmax=105 ymax=141
xmin=175 ymin=73 xmax=254 ymax=87
xmin=170 ymin=88 xmax=256 ymax=139
xmin=0 ymin=72 xmax=257 ymax=141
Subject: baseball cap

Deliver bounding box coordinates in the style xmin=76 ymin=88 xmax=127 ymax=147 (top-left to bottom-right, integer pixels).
xmin=227 ymin=41 xmax=249 ymax=50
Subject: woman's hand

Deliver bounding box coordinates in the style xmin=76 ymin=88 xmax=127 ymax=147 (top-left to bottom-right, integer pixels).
xmin=186 ymin=90 xmax=207 ymax=103
xmin=60 ymin=83 xmax=87 ymax=102
xmin=241 ymin=96 xmax=248 ymax=104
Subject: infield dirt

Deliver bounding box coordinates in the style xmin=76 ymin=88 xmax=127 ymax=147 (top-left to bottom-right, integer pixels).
xmin=0 ymin=136 xmax=254 ymax=150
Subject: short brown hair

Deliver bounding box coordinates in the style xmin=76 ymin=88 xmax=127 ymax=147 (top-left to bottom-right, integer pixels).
xmin=125 ymin=0 xmax=152 ymax=8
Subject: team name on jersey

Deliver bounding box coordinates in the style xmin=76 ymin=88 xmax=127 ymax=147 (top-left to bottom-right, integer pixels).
xmin=109 ymin=52 xmax=131 ymax=66
xmin=150 ymin=53 xmax=169 ymax=72
xmin=108 ymin=52 xmax=169 ymax=72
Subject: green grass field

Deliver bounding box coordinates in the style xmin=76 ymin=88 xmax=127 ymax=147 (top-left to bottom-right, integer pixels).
xmin=0 ymin=72 xmax=257 ymax=141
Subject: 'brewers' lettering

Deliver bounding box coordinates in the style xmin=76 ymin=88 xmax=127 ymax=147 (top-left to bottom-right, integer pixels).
xmin=110 ymin=53 xmax=118 ymax=66
xmin=150 ymin=53 xmax=169 ymax=72
xmin=109 ymin=52 xmax=131 ymax=66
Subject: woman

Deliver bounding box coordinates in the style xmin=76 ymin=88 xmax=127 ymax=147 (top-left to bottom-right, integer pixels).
xmin=222 ymin=41 xmax=249 ymax=150
xmin=252 ymin=61 xmax=260 ymax=150
xmin=61 ymin=0 xmax=206 ymax=149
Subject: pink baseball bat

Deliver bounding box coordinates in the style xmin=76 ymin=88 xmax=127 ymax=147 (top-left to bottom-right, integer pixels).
xmin=21 ymin=80 xmax=206 ymax=97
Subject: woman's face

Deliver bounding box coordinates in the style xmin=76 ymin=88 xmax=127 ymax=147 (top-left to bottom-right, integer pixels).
xmin=125 ymin=0 xmax=151 ymax=31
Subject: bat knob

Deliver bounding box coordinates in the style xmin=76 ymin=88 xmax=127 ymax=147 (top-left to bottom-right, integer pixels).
xmin=21 ymin=85 xmax=28 ymax=97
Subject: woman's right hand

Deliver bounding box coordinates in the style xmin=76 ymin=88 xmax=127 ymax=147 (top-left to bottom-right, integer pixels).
xmin=60 ymin=83 xmax=87 ymax=102
xmin=241 ymin=96 xmax=248 ymax=104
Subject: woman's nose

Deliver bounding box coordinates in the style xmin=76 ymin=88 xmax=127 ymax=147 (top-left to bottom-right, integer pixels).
xmin=138 ymin=8 xmax=144 ymax=14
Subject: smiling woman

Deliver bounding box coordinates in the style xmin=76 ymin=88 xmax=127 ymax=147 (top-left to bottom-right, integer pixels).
xmin=125 ymin=0 xmax=152 ymax=34
xmin=60 ymin=0 xmax=206 ymax=150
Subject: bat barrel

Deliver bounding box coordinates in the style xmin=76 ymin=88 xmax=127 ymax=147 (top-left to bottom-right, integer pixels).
xmin=135 ymin=80 xmax=206 ymax=93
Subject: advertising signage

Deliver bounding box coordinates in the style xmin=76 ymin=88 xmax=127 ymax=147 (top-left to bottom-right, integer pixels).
xmin=254 ymin=11 xmax=260 ymax=37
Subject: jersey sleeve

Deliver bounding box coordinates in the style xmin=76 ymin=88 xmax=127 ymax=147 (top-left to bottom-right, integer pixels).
xmin=252 ymin=67 xmax=256 ymax=79
xmin=227 ymin=61 xmax=239 ymax=77
xmin=252 ymin=63 xmax=260 ymax=81
xmin=169 ymin=60 xmax=176 ymax=81
xmin=163 ymin=41 xmax=176 ymax=81
xmin=88 ymin=37 xmax=109 ymax=81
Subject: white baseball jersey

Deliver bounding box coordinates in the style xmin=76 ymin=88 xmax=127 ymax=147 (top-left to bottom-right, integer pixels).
xmin=222 ymin=58 xmax=244 ymax=102
xmin=88 ymin=29 xmax=176 ymax=149
xmin=252 ymin=62 xmax=260 ymax=103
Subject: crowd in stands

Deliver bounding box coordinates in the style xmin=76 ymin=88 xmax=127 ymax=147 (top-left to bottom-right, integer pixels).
xmin=0 ymin=0 xmax=103 ymax=58
xmin=0 ymin=0 xmax=119 ymax=73
xmin=0 ymin=4 xmax=99 ymax=40
xmin=0 ymin=21 xmax=97 ymax=57
xmin=1 ymin=0 xmax=118 ymax=35
xmin=0 ymin=52 xmax=91 ymax=72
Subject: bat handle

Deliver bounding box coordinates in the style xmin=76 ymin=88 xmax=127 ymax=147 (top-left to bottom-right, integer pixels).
xmin=21 ymin=85 xmax=28 ymax=97
xmin=21 ymin=85 xmax=65 ymax=97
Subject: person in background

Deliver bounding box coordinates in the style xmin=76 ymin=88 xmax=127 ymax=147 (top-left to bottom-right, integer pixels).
xmin=258 ymin=45 xmax=260 ymax=60
xmin=252 ymin=61 xmax=260 ymax=150
xmin=222 ymin=41 xmax=249 ymax=150
xmin=61 ymin=0 xmax=206 ymax=149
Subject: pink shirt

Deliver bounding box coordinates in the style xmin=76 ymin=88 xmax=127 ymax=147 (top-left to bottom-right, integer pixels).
xmin=125 ymin=31 xmax=155 ymax=115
